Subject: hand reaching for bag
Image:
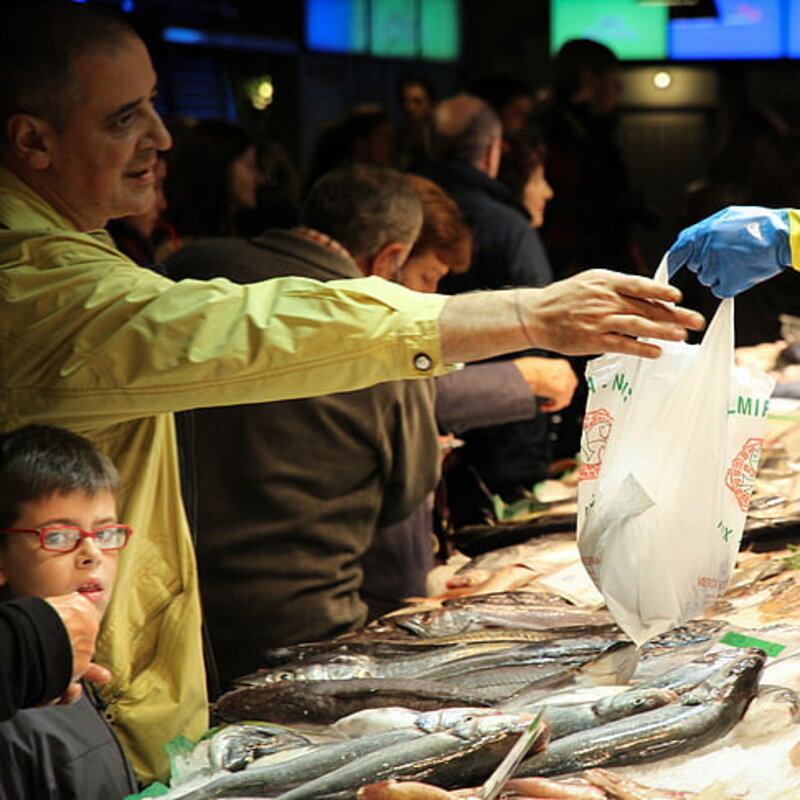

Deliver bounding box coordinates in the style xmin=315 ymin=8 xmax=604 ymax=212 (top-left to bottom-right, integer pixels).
xmin=519 ymin=270 xmax=705 ymax=359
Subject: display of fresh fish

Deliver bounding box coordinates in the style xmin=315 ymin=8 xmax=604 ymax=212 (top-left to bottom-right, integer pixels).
xmin=331 ymin=707 xmax=500 ymax=739
xmin=514 ymin=647 xmax=765 ymax=777
xmin=275 ymin=712 xmax=542 ymax=800
xmin=240 ymin=642 xmax=522 ymax=685
xmin=161 ymin=708 xmax=498 ymax=800
xmin=501 ymin=686 xmax=678 ymax=739
xmin=160 ymin=727 xmax=429 ymax=800
xmin=439 ymin=591 xmax=573 ymax=609
xmin=207 ymin=722 xmax=312 ymax=772
xmin=390 ymin=603 xmax=616 ymax=639
xmin=631 ymin=620 xmax=731 ymax=683
xmin=252 ymin=631 xmax=568 ymax=674
xmin=420 ymin=639 xmax=637 ymax=702
xmin=214 ymin=679 xmax=493 ymax=726
xmin=631 ymin=646 xmax=748 ymax=696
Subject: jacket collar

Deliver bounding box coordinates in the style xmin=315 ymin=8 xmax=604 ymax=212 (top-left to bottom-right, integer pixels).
xmin=0 ymin=165 xmax=116 ymax=246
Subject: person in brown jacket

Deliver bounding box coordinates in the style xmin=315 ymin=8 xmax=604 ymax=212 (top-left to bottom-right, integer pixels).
xmin=166 ymin=166 xmax=439 ymax=686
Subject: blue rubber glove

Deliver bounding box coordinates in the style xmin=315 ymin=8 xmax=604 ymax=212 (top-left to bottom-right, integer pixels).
xmin=667 ymin=206 xmax=797 ymax=298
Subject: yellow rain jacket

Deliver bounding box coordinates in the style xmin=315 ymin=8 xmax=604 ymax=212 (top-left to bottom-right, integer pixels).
xmin=0 ymin=166 xmax=449 ymax=783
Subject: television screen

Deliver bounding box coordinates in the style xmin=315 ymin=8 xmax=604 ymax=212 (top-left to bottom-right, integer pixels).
xmin=551 ymin=0 xmax=668 ymax=60
xmin=669 ymin=0 xmax=783 ymax=60
xmin=786 ymin=0 xmax=800 ymax=57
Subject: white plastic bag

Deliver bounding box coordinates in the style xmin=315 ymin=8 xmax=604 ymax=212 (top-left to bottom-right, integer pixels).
xmin=576 ymin=259 xmax=775 ymax=645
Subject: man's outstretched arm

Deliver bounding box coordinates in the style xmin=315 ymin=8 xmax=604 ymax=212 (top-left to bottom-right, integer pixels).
xmin=439 ymin=269 xmax=705 ymax=364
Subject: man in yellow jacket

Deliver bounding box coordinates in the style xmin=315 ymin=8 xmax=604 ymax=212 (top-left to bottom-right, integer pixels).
xmin=0 ymin=2 xmax=703 ymax=785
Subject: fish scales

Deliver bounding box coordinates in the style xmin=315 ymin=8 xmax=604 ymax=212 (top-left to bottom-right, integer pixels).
xmin=395 ymin=606 xmax=616 ymax=638
xmin=515 ymin=648 xmax=766 ymax=777
xmin=416 ymin=636 xmax=626 ymax=682
xmin=157 ymin=727 xmax=429 ymax=800
xmin=160 ymin=708 xmax=500 ymax=800
xmin=501 ymin=687 xmax=678 ymax=739
xmin=275 ymin=713 xmax=535 ymax=800
xmin=214 ymin=679 xmax=493 ymax=726
xmin=241 ymin=641 xmax=524 ymax=685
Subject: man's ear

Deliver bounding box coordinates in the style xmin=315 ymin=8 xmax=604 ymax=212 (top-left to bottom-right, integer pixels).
xmin=367 ymin=242 xmax=407 ymax=281
xmin=6 ymin=113 xmax=54 ymax=170
xmin=481 ymin=136 xmax=503 ymax=179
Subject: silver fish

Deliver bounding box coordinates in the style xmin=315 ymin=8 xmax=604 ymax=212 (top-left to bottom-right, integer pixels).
xmin=515 ymin=647 xmax=766 ymax=777
xmin=421 ymin=640 xmax=638 ymax=702
xmin=207 ymin=722 xmax=311 ymax=772
xmin=241 ymin=642 xmax=522 ymax=685
xmin=632 ymin=646 xmax=747 ymax=695
xmin=214 ymin=679 xmax=493 ymax=727
xmin=392 ymin=605 xmax=616 ymax=638
xmin=330 ymin=706 xmax=502 ymax=739
xmin=275 ymin=712 xmax=539 ymax=800
xmin=159 ymin=708 xmax=507 ymax=800
xmin=501 ymin=686 xmax=678 ymax=739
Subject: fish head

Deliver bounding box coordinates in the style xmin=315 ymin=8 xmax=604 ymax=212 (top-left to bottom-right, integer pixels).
xmin=449 ymin=712 xmax=535 ymax=742
xmin=688 ymin=646 xmax=767 ymax=705
xmin=415 ymin=707 xmax=501 ymax=733
xmin=249 ymin=655 xmax=377 ymax=683
xmin=208 ymin=722 xmax=310 ymax=772
xmin=595 ymin=687 xmax=678 ymax=718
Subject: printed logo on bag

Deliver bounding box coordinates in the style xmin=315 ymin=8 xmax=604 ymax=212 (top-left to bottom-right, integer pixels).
xmin=727 ymin=395 xmax=770 ymax=418
xmin=725 ymin=437 xmax=764 ymax=512
xmin=579 ymin=408 xmax=614 ymax=481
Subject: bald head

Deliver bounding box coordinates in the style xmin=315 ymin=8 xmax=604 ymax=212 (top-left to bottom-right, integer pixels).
xmin=433 ymin=94 xmax=502 ymax=174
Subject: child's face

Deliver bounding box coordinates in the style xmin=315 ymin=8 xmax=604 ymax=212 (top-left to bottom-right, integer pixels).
xmin=0 ymin=489 xmax=120 ymax=619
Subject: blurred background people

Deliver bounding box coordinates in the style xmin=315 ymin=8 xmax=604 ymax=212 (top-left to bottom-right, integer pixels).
xmin=469 ymin=72 xmax=535 ymax=142
xmin=164 ymin=118 xmax=264 ymax=241
xmin=534 ymin=38 xmax=655 ymax=279
xmin=303 ymin=104 xmax=394 ymax=196
xmin=497 ymin=132 xmax=554 ymax=229
xmin=361 ymin=174 xmax=576 ymax=604
xmin=166 ymin=166 xmax=438 ymax=685
xmin=418 ymin=94 xmax=576 ymax=512
xmin=395 ymin=74 xmax=437 ymax=170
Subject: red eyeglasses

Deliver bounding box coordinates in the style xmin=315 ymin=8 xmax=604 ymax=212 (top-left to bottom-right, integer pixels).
xmin=0 ymin=524 xmax=133 ymax=553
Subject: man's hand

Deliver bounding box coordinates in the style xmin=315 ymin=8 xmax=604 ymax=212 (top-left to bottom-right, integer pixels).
xmin=512 ymin=357 xmax=577 ymax=411
xmin=520 ymin=270 xmax=706 ymax=359
xmin=438 ymin=270 xmax=705 ymax=364
xmin=667 ymin=207 xmax=795 ymax=298
xmin=44 ymin=593 xmax=110 ymax=705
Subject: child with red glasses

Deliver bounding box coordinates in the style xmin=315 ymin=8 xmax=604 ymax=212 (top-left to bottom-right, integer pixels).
xmin=0 ymin=425 xmax=138 ymax=799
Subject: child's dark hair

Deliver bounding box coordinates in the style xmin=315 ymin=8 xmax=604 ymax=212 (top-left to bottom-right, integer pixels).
xmin=0 ymin=425 xmax=119 ymax=529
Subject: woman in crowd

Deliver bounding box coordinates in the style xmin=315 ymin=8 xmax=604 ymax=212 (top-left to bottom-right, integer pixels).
xmin=164 ymin=118 xmax=264 ymax=240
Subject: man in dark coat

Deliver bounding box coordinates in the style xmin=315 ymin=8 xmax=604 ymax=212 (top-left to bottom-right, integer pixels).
xmin=166 ymin=166 xmax=440 ymax=686
xmin=418 ymin=95 xmax=571 ymax=506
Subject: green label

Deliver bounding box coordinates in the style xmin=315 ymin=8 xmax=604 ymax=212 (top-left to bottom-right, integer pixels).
xmin=719 ymin=631 xmax=786 ymax=657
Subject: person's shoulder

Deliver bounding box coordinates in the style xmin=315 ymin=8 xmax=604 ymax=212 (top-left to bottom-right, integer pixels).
xmin=165 ymin=236 xmax=264 ymax=282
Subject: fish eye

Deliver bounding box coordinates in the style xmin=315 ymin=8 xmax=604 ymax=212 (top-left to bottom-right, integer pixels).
xmin=278 ymin=672 xmax=294 ymax=681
